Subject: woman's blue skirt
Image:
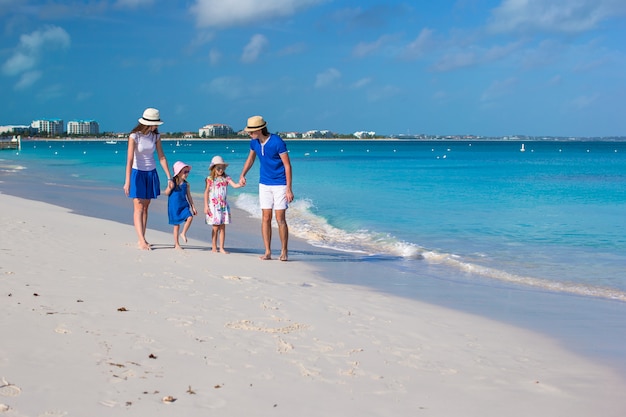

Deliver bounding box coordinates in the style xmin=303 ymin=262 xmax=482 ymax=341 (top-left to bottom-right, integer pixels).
xmin=129 ymin=168 xmax=161 ymax=199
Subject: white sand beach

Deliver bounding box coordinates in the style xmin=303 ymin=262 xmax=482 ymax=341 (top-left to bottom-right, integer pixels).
xmin=1 ymin=192 xmax=625 ymax=416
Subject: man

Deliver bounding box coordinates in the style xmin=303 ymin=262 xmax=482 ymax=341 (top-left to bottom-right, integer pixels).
xmin=239 ymin=115 xmax=294 ymax=261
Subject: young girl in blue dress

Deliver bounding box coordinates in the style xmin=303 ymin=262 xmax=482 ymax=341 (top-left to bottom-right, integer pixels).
xmin=165 ymin=161 xmax=197 ymax=249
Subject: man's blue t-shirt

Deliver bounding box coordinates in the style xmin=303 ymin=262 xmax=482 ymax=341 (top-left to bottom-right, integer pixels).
xmin=250 ymin=134 xmax=288 ymax=186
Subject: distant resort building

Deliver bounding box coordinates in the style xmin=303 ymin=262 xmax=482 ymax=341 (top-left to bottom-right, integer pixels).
xmin=353 ymin=131 xmax=376 ymax=139
xmin=31 ymin=118 xmax=64 ymax=136
xmin=67 ymin=119 xmax=99 ymax=135
xmin=302 ymin=130 xmax=334 ymax=139
xmin=0 ymin=125 xmax=35 ymax=136
xmin=199 ymin=123 xmax=234 ymax=138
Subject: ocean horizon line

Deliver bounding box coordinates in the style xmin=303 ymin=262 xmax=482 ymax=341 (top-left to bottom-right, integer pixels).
xmin=7 ymin=136 xmax=626 ymax=143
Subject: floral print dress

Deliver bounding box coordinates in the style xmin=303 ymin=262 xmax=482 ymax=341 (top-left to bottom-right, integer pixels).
xmin=205 ymin=175 xmax=232 ymax=225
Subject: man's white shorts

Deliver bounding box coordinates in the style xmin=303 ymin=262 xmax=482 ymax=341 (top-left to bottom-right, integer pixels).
xmin=259 ymin=184 xmax=288 ymax=210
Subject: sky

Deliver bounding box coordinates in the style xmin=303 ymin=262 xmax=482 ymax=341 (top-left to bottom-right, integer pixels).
xmin=1 ymin=0 xmax=626 ymax=137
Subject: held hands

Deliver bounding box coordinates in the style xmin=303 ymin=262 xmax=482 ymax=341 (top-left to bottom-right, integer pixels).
xmin=238 ymin=176 xmax=246 ymax=187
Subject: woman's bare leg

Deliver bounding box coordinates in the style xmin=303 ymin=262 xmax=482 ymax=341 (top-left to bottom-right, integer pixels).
xmin=133 ymin=198 xmax=151 ymax=250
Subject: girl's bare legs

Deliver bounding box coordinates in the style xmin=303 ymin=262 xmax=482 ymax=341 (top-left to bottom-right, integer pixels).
xmin=173 ymin=224 xmax=182 ymax=250
xmin=211 ymin=225 xmax=219 ymax=252
xmin=180 ymin=216 xmax=193 ymax=244
xmin=133 ymin=198 xmax=151 ymax=250
xmin=219 ymin=224 xmax=229 ymax=254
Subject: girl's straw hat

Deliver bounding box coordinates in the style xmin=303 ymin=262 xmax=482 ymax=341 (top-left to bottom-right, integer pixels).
xmin=209 ymin=155 xmax=229 ymax=169
xmin=173 ymin=161 xmax=191 ymax=176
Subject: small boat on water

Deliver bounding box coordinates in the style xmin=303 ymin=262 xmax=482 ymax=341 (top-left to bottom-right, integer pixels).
xmin=520 ymin=143 xmax=525 ymax=152
xmin=105 ymin=140 xmax=118 ymax=145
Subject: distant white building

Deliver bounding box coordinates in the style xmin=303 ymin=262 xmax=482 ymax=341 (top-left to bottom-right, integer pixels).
xmin=199 ymin=123 xmax=234 ymax=138
xmin=354 ymin=131 xmax=376 ymax=138
xmin=67 ymin=119 xmax=99 ymax=135
xmin=31 ymin=118 xmax=64 ymax=135
xmin=0 ymin=125 xmax=34 ymax=135
xmin=302 ymin=130 xmax=334 ymax=139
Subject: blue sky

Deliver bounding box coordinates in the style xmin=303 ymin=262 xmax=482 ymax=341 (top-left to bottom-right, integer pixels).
xmin=1 ymin=0 xmax=625 ymax=137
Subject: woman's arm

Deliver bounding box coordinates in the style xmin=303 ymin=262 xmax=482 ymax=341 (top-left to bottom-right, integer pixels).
xmin=164 ymin=179 xmax=174 ymax=196
xmin=239 ymin=149 xmax=256 ymax=186
xmin=155 ymin=137 xmax=172 ymax=180
xmin=123 ymin=135 xmax=135 ymax=196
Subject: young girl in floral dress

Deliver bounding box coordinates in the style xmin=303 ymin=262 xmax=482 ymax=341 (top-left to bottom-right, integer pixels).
xmin=204 ymin=156 xmax=241 ymax=253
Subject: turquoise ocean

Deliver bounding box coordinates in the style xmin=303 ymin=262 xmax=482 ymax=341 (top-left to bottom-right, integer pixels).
xmin=2 ymin=138 xmax=626 ymax=369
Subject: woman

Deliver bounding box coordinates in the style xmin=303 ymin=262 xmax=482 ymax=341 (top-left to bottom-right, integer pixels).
xmin=123 ymin=107 xmax=172 ymax=250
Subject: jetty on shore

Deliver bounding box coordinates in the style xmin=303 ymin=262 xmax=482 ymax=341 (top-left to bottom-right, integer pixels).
xmin=0 ymin=136 xmax=21 ymax=151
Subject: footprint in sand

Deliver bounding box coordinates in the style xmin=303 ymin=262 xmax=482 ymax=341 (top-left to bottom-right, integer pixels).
xmin=223 ymin=275 xmax=251 ymax=281
xmin=38 ymin=411 xmax=68 ymax=417
xmin=277 ymin=337 xmax=294 ymax=353
xmin=54 ymin=327 xmax=71 ymax=334
xmin=0 ymin=379 xmax=21 ymax=397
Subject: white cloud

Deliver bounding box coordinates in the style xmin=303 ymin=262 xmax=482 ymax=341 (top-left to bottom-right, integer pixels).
xmin=191 ymin=0 xmax=325 ymax=28
xmin=204 ymin=76 xmax=244 ymax=100
xmin=351 ymin=78 xmax=372 ymax=89
xmin=432 ymin=41 xmax=522 ymax=71
xmin=2 ymin=25 xmax=70 ymax=80
xmin=113 ymin=0 xmax=154 ymax=9
xmin=569 ymin=94 xmax=599 ymax=110
xmin=277 ymin=42 xmax=307 ymax=56
xmin=352 ymin=34 xmax=396 ymax=58
xmin=36 ymin=83 xmax=64 ymax=101
xmin=488 ymin=0 xmax=626 ymax=34
xmin=15 ymin=70 xmax=41 ymax=90
xmin=76 ymin=91 xmax=93 ymax=101
xmin=209 ymin=48 xmax=222 ymax=66
xmin=480 ymin=77 xmax=518 ymax=102
xmin=366 ymin=85 xmax=402 ymax=102
xmin=2 ymin=52 xmax=36 ymax=76
xmin=241 ymin=34 xmax=268 ymax=63
xmin=433 ymin=50 xmax=478 ymax=72
xmin=315 ymin=68 xmax=341 ymax=88
xmin=547 ymin=74 xmax=562 ymax=86
xmin=402 ymin=28 xmax=435 ymax=60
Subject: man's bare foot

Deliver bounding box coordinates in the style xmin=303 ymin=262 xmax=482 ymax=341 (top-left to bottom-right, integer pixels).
xmin=211 ymin=247 xmax=218 ymax=253
xmin=138 ymin=241 xmax=151 ymax=250
xmin=279 ymin=252 xmax=288 ymax=261
xmin=174 ymin=244 xmax=183 ymax=250
xmin=219 ymin=248 xmax=230 ymax=254
xmin=259 ymin=253 xmax=272 ymax=260
xmin=180 ymin=233 xmax=188 ymax=243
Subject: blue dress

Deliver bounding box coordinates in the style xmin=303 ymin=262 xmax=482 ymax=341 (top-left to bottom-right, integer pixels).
xmin=168 ymin=181 xmax=192 ymax=225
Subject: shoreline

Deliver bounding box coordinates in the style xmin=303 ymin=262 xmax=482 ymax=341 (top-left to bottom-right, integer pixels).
xmin=9 ymin=136 xmax=626 ymax=142
xmin=1 ymin=192 xmax=626 ymax=416
xmin=2 ymin=158 xmax=626 ymax=377
xmin=2 ymin=169 xmax=626 ymax=376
